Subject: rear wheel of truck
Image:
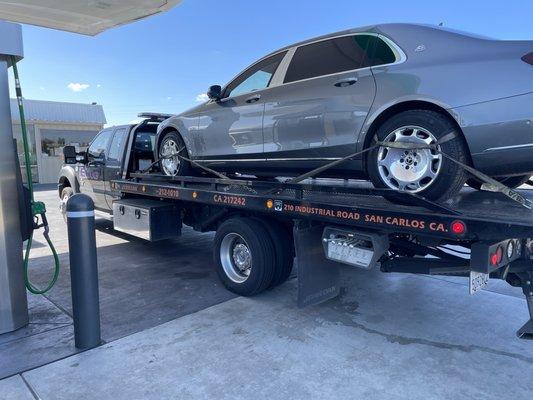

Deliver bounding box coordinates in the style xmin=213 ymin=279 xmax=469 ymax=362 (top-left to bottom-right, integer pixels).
xmin=252 ymin=217 xmax=294 ymax=288
xmin=214 ymin=217 xmax=276 ymax=296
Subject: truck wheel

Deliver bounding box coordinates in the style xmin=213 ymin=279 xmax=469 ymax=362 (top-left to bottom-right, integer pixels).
xmin=252 ymin=218 xmax=294 ymax=288
xmin=214 ymin=217 xmax=275 ymax=296
xmin=467 ymin=175 xmax=531 ymax=190
xmin=59 ymin=186 xmax=74 ymax=222
xmin=158 ymin=131 xmax=191 ymax=176
xmin=367 ymin=110 xmax=468 ymax=202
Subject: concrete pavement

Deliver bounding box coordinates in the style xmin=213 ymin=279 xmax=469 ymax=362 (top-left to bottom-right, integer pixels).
xmin=1 ymin=186 xmax=532 ymax=400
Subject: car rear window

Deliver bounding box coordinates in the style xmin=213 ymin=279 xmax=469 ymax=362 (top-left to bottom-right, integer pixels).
xmin=284 ymin=34 xmax=398 ymax=83
xmin=284 ymin=35 xmax=373 ymax=83
xmin=369 ymin=37 xmax=397 ymax=66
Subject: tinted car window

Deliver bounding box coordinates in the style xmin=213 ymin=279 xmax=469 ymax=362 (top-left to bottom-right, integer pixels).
xmin=87 ymin=129 xmax=113 ymax=159
xmin=284 ymin=35 xmax=373 ymax=83
xmin=225 ymin=51 xmax=287 ymax=98
xmin=108 ymin=128 xmax=128 ymax=161
xmin=369 ymin=37 xmax=397 ymax=66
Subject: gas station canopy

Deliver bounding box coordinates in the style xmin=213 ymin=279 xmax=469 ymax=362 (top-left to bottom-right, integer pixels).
xmin=0 ymin=0 xmax=182 ymax=35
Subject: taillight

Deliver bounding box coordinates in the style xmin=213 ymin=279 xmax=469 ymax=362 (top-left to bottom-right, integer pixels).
xmin=522 ymin=52 xmax=533 ymax=65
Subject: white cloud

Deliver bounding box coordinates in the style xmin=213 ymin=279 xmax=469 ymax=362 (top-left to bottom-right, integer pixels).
xmin=67 ymin=83 xmax=90 ymax=92
xmin=196 ymin=93 xmax=209 ymax=102
xmin=39 ymin=86 xmax=45 ymax=91
xmin=166 ymin=96 xmax=172 ymax=100
xmin=96 ymin=84 xmax=102 ymax=88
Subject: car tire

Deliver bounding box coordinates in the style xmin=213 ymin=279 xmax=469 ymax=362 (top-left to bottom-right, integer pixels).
xmin=367 ymin=110 xmax=468 ymax=202
xmin=59 ymin=186 xmax=74 ymax=222
xmin=467 ymin=175 xmax=531 ymax=190
xmin=213 ymin=217 xmax=276 ymax=296
xmin=252 ymin=218 xmax=294 ymax=288
xmin=158 ymin=130 xmax=191 ymax=176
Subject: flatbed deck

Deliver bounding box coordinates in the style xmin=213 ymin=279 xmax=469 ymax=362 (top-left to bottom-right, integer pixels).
xmin=112 ymin=173 xmax=533 ymax=241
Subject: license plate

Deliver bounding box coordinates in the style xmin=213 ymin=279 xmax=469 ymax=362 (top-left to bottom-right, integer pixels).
xmin=327 ymin=241 xmax=374 ymax=268
xmin=469 ymin=271 xmax=489 ymax=294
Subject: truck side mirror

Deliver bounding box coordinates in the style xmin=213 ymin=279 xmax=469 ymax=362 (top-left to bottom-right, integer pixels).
xmin=63 ymin=145 xmax=77 ymax=164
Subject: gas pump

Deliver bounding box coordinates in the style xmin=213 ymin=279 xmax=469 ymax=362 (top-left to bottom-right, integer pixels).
xmin=0 ymin=21 xmax=61 ymax=334
xmin=0 ymin=21 xmax=28 ymax=334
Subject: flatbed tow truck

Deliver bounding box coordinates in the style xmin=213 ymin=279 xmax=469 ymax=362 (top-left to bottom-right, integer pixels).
xmin=64 ymin=113 xmax=533 ymax=339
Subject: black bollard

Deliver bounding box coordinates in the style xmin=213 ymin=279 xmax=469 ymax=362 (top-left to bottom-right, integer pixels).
xmin=66 ymin=194 xmax=101 ymax=349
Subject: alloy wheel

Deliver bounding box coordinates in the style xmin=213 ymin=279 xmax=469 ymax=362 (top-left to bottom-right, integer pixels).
xmin=377 ymin=125 xmax=442 ymax=193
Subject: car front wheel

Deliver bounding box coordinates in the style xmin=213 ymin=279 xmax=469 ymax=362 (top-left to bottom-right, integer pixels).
xmin=367 ymin=110 xmax=468 ymax=202
xmin=158 ymin=131 xmax=191 ymax=176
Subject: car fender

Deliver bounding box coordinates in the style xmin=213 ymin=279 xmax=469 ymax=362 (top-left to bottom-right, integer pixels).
xmin=155 ymin=115 xmax=197 ymax=160
xmin=357 ymin=94 xmax=461 ymax=150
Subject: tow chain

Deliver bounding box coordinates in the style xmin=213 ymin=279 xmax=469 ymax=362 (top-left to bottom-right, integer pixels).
xmin=11 ymin=56 xmax=60 ymax=294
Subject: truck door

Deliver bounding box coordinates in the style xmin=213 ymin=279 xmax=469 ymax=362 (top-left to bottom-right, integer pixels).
xmin=103 ymin=127 xmax=129 ymax=211
xmin=80 ymin=128 xmax=114 ymax=210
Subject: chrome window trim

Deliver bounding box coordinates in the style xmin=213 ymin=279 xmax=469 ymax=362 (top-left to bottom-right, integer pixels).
xmin=215 ymin=32 xmax=406 ymax=101
xmin=279 ymin=32 xmax=407 ymax=86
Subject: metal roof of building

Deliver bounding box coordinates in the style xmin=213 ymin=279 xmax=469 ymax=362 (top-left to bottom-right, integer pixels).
xmin=0 ymin=1 xmax=182 ymax=36
xmin=10 ymin=98 xmax=106 ymax=125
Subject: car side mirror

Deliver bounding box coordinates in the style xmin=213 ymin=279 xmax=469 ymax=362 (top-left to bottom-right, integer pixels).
xmin=63 ymin=145 xmax=77 ymax=164
xmin=207 ymin=85 xmax=222 ymax=101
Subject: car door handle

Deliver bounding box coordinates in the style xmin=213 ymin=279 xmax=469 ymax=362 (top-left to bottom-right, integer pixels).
xmin=245 ymin=94 xmax=261 ymax=103
xmin=334 ymin=77 xmax=358 ymax=87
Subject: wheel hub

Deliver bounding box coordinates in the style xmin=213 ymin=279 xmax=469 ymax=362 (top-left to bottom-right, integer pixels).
xmin=232 ymin=243 xmax=251 ymax=272
xmin=220 ymin=233 xmax=252 ymax=283
xmin=377 ymin=126 xmax=442 ymax=193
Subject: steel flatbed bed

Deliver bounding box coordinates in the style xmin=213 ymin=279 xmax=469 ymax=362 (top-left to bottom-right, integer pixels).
xmin=111 ymin=173 xmax=533 ymax=340
xmin=113 ymin=173 xmax=533 ymax=241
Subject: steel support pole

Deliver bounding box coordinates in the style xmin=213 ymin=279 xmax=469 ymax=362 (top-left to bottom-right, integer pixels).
xmin=0 ymin=21 xmax=27 ymax=334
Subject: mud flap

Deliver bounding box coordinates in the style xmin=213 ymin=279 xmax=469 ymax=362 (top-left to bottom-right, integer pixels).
xmin=294 ymin=222 xmax=340 ymax=308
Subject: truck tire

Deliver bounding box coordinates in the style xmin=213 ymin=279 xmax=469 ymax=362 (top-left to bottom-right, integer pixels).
xmin=467 ymin=175 xmax=531 ymax=190
xmin=367 ymin=110 xmax=468 ymax=202
xmin=252 ymin=218 xmax=294 ymax=288
xmin=59 ymin=186 xmax=74 ymax=222
xmin=158 ymin=130 xmax=192 ymax=176
xmin=214 ymin=217 xmax=275 ymax=296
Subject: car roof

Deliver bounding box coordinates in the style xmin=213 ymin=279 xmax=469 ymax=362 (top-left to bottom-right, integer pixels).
xmin=263 ymin=23 xmax=490 ymax=58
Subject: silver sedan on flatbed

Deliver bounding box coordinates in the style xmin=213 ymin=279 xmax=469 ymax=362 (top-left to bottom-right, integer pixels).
xmin=155 ymin=23 xmax=533 ymax=201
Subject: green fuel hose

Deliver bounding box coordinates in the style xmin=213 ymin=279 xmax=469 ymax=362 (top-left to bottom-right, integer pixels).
xmin=11 ymin=56 xmax=60 ymax=295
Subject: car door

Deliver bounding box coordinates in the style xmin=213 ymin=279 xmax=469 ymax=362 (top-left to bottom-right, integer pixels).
xmin=193 ymin=51 xmax=288 ymax=165
xmin=261 ymin=34 xmax=378 ymax=167
xmin=104 ymin=126 xmax=129 ymax=210
xmin=79 ymin=128 xmax=114 ymax=210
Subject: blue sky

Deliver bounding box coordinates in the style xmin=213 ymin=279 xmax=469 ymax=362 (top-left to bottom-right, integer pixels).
xmin=10 ymin=0 xmax=533 ymax=126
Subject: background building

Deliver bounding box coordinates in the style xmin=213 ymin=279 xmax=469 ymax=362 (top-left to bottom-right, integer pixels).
xmin=10 ymin=98 xmax=106 ymax=183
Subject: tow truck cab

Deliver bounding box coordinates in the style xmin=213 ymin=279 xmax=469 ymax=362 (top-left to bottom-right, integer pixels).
xmin=58 ymin=113 xmax=171 ymax=213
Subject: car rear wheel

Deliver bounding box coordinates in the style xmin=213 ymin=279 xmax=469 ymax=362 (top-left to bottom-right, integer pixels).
xmin=367 ymin=110 xmax=468 ymax=202
xmin=158 ymin=131 xmax=191 ymax=176
xmin=467 ymin=175 xmax=531 ymax=190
